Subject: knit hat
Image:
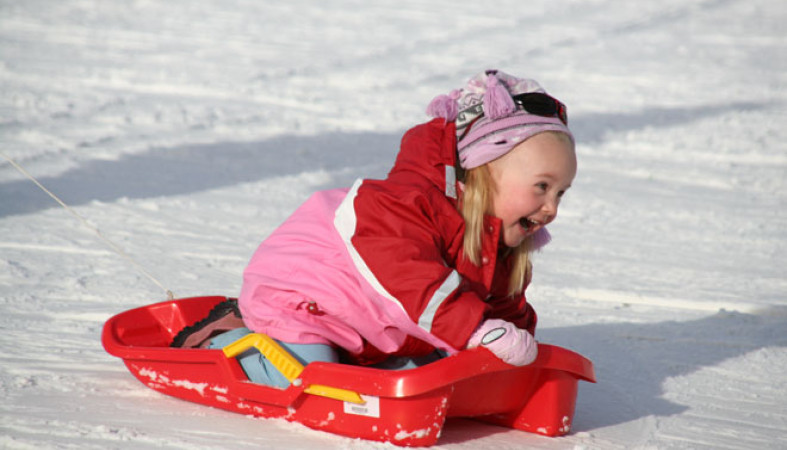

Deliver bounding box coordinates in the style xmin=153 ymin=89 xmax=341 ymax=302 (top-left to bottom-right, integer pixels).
xmin=426 ymin=70 xmax=572 ymax=169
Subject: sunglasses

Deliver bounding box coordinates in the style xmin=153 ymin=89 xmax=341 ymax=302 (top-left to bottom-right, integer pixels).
xmin=512 ymin=92 xmax=568 ymax=125
xmin=456 ymin=92 xmax=568 ymax=138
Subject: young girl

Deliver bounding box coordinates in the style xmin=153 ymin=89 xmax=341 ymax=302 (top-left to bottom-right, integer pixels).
xmin=202 ymin=70 xmax=576 ymax=388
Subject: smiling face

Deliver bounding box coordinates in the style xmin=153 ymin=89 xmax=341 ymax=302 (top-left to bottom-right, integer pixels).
xmin=487 ymin=132 xmax=577 ymax=248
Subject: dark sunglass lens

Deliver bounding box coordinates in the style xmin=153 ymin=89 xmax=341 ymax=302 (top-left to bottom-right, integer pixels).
xmin=513 ymin=93 xmax=567 ymax=124
xmin=521 ymin=94 xmax=556 ymax=115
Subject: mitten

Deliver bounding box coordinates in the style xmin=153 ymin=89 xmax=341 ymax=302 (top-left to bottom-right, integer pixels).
xmin=467 ymin=318 xmax=538 ymax=366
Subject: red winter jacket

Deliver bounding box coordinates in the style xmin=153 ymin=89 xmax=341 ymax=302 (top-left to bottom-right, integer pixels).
xmin=239 ymin=119 xmax=538 ymax=365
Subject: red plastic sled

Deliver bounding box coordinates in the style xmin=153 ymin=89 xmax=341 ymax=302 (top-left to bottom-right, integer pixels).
xmin=102 ymin=296 xmax=595 ymax=447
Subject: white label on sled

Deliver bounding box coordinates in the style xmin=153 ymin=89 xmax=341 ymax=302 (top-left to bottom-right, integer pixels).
xmin=344 ymin=395 xmax=380 ymax=418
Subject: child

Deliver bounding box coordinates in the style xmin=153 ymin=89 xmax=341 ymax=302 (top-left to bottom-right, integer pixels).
xmin=205 ymin=70 xmax=576 ymax=388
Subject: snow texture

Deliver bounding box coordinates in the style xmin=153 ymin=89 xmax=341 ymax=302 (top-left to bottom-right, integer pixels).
xmin=1 ymin=0 xmax=786 ymax=448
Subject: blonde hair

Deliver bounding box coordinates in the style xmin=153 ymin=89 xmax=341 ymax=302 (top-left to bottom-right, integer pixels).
xmin=457 ymin=131 xmax=571 ymax=297
xmin=459 ymin=164 xmax=532 ymax=297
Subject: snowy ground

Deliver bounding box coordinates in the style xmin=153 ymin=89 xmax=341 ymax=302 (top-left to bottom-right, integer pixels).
xmin=1 ymin=0 xmax=786 ymax=448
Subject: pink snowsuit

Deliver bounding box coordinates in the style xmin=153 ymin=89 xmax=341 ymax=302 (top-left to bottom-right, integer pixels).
xmin=239 ymin=119 xmax=539 ymax=365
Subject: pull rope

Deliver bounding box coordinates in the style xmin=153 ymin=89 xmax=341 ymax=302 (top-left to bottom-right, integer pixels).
xmin=1 ymin=151 xmax=175 ymax=300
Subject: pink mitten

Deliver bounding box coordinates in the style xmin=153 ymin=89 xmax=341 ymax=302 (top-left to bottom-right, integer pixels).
xmin=467 ymin=319 xmax=538 ymax=366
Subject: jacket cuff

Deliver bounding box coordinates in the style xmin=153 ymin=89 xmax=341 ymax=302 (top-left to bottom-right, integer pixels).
xmin=427 ymin=292 xmax=489 ymax=350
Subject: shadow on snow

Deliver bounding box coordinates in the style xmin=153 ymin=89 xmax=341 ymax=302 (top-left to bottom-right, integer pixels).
xmin=440 ymin=306 xmax=787 ymax=444
xmin=0 ymin=131 xmax=400 ymax=217
xmin=0 ymin=100 xmax=768 ymax=218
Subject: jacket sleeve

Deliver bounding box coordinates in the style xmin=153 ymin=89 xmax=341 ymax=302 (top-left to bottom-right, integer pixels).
xmin=485 ymin=259 xmax=538 ymax=335
xmin=350 ymin=182 xmax=488 ymax=351
xmin=486 ymin=295 xmax=538 ymax=336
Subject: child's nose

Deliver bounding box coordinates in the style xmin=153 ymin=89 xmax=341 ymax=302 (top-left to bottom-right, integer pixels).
xmin=542 ymin=198 xmax=559 ymax=222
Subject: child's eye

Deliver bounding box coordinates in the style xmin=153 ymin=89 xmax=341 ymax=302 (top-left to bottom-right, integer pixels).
xmin=536 ymin=182 xmax=548 ymax=191
xmin=557 ymin=190 xmax=566 ymax=198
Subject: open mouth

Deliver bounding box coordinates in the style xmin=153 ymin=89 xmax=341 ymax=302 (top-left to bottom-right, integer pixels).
xmin=519 ymin=217 xmax=539 ymax=232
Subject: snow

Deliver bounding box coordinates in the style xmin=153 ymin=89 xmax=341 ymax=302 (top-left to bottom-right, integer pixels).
xmin=1 ymin=0 xmax=786 ymax=448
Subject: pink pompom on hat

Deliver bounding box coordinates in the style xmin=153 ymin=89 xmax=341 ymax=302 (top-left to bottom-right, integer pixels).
xmin=426 ymin=69 xmax=573 ymax=169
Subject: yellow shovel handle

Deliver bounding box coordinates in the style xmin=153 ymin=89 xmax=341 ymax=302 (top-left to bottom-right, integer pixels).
xmin=223 ymin=333 xmax=305 ymax=381
xmin=222 ymin=333 xmax=364 ymax=404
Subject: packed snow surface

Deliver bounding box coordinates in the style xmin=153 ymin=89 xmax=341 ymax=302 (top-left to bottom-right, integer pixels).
xmin=1 ymin=0 xmax=786 ymax=448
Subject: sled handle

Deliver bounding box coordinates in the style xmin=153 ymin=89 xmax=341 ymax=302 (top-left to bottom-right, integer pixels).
xmin=222 ymin=333 xmax=364 ymax=404
xmin=223 ymin=333 xmax=304 ymax=381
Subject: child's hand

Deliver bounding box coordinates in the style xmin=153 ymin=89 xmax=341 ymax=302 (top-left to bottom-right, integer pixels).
xmin=467 ymin=319 xmax=538 ymax=366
